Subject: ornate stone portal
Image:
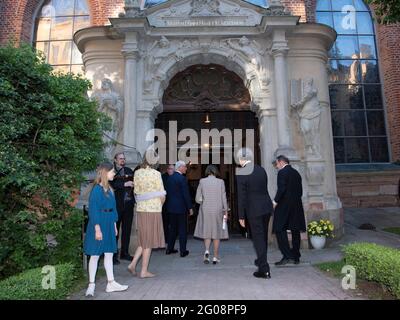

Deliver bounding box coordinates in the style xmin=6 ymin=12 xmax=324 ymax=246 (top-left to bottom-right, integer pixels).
xmin=74 ymin=0 xmax=343 ymax=237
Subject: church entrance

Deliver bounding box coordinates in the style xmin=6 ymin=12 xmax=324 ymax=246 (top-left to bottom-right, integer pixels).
xmin=154 ymin=64 xmax=261 ymax=234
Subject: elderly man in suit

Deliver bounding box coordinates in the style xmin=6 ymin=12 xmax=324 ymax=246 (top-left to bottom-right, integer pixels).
xmin=272 ymin=155 xmax=306 ymax=266
xmin=236 ymin=148 xmax=273 ymax=279
xmin=165 ymin=161 xmax=194 ymax=257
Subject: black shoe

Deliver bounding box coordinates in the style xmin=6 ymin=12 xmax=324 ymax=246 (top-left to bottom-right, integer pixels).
xmin=166 ymin=249 xmax=178 ymax=255
xmin=294 ymin=259 xmax=300 ymax=265
xmin=120 ymin=254 xmax=133 ymax=261
xmin=113 ymin=258 xmax=120 ymax=265
xmin=180 ymin=250 xmax=189 ymax=257
xmin=274 ymin=258 xmax=294 ymax=266
xmin=253 ymin=271 xmax=271 ymax=279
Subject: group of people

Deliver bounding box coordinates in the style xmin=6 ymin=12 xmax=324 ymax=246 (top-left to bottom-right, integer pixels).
xmin=83 ymin=148 xmax=306 ymax=296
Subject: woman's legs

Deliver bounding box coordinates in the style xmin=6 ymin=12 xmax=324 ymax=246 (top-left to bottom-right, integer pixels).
xmin=88 ymin=255 xmax=100 ymax=283
xmin=140 ymin=248 xmax=155 ymax=278
xmin=204 ymin=239 xmax=211 ymax=253
xmin=213 ymin=240 xmax=220 ymax=258
xmin=104 ymin=253 xmax=115 ymax=283
xmin=128 ymin=246 xmax=143 ymax=275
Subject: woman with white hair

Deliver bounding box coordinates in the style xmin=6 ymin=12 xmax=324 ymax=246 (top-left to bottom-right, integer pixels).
xmin=194 ymin=165 xmax=229 ymax=264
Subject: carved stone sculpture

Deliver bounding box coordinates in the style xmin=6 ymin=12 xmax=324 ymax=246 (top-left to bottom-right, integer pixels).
xmin=189 ymin=0 xmax=222 ymax=16
xmin=92 ymin=79 xmax=124 ymax=158
xmin=144 ymin=36 xmax=174 ymax=92
xmin=291 ymin=78 xmax=322 ymax=159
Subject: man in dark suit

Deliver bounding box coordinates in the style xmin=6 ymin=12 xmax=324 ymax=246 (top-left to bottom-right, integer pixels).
xmin=165 ymin=161 xmax=193 ymax=257
xmin=110 ymin=152 xmax=135 ymax=264
xmin=236 ymin=148 xmax=273 ymax=279
xmin=272 ymin=155 xmax=306 ymax=266
xmin=161 ymin=164 xmax=175 ymax=242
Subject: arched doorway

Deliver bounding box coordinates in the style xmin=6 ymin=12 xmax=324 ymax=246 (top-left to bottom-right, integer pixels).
xmin=155 ymin=64 xmax=261 ymax=234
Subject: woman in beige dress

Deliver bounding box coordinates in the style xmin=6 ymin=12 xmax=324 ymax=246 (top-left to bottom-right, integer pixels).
xmin=194 ymin=165 xmax=229 ymax=264
xmin=128 ymin=150 xmax=166 ymax=278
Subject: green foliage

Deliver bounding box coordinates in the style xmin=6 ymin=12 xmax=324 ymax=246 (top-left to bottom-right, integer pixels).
xmin=383 ymin=227 xmax=400 ymax=235
xmin=307 ymin=219 xmax=335 ymax=238
xmin=365 ymin=0 xmax=400 ymax=24
xmin=343 ymin=242 xmax=400 ymax=299
xmin=315 ymin=260 xmax=346 ymax=278
xmin=0 ymin=43 xmax=109 ymax=279
xmin=0 ymin=263 xmax=77 ymax=300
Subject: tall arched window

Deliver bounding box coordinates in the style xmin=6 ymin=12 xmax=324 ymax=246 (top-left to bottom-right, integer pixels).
xmin=316 ymin=0 xmax=389 ymax=163
xmin=34 ymin=0 xmax=90 ymax=74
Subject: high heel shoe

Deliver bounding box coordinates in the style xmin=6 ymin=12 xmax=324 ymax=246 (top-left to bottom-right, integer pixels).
xmin=203 ymin=251 xmax=210 ymax=264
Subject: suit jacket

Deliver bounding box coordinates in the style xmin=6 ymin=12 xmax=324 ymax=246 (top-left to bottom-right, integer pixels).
xmin=109 ymin=165 xmax=134 ymax=213
xmin=165 ymin=171 xmax=193 ymax=215
xmin=272 ymin=165 xmax=306 ymax=232
xmin=161 ymin=172 xmax=170 ymax=214
xmin=236 ymin=163 xmax=273 ymax=220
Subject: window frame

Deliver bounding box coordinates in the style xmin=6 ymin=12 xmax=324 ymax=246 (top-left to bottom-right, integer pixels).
xmin=316 ymin=0 xmax=391 ymax=164
xmin=32 ymin=0 xmax=90 ymax=74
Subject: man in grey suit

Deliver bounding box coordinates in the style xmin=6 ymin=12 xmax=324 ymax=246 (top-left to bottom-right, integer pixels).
xmin=236 ymin=148 xmax=274 ymax=279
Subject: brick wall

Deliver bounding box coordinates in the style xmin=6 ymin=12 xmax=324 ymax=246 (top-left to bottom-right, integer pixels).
xmin=376 ymin=23 xmax=400 ymax=161
xmin=337 ymin=171 xmax=400 ymax=207
xmin=0 ymin=0 xmax=125 ymax=44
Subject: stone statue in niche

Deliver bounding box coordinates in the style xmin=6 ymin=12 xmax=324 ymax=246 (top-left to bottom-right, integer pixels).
xmin=291 ymin=78 xmax=322 ymax=159
xmin=92 ymin=78 xmax=124 ymax=158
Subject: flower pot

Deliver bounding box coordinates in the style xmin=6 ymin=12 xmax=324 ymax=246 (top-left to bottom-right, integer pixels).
xmin=310 ymin=235 xmax=326 ymax=249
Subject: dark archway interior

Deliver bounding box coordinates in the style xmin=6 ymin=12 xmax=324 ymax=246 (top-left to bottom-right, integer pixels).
xmin=156 ymin=64 xmax=260 ymax=234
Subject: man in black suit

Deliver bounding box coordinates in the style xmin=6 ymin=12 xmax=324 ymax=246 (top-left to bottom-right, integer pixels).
xmin=272 ymin=155 xmax=306 ymax=266
xmin=165 ymin=161 xmax=194 ymax=257
xmin=236 ymin=148 xmax=273 ymax=279
xmin=110 ymin=152 xmax=135 ymax=264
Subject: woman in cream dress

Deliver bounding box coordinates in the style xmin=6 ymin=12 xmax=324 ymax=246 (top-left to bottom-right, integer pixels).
xmin=128 ymin=150 xmax=166 ymax=278
xmin=194 ymin=165 xmax=229 ymax=264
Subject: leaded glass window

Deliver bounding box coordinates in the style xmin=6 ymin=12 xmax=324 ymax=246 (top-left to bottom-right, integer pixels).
xmin=34 ymin=0 xmax=90 ymax=74
xmin=316 ymin=0 xmax=389 ymax=163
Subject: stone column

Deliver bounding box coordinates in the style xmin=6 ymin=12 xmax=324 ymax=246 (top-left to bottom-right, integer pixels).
xmin=257 ymin=106 xmax=279 ymax=196
xmin=136 ymin=109 xmax=157 ymax=156
xmin=122 ymin=32 xmax=141 ymax=165
xmin=271 ymin=30 xmax=297 ymax=160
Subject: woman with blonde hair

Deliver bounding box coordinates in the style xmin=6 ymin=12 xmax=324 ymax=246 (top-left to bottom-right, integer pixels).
xmin=83 ymin=162 xmax=129 ymax=297
xmin=128 ymin=150 xmax=166 ymax=278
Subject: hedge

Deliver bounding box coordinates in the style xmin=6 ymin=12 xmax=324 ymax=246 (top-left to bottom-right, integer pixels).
xmin=343 ymin=242 xmax=400 ymax=299
xmin=0 ymin=263 xmax=77 ymax=300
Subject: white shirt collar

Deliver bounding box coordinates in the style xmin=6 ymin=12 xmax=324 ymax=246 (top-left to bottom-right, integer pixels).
xmin=280 ymin=163 xmax=289 ymax=170
xmin=242 ymin=160 xmax=252 ymax=167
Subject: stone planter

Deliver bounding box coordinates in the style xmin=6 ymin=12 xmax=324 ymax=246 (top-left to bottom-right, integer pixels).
xmin=310 ymin=235 xmax=326 ymax=249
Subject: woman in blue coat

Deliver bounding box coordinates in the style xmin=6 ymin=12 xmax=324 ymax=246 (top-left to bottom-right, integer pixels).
xmin=84 ymin=162 xmax=129 ymax=297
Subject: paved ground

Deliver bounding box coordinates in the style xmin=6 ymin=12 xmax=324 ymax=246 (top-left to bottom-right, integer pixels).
xmin=71 ymin=207 xmax=400 ymax=300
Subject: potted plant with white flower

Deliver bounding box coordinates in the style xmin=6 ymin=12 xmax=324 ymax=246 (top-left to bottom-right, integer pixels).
xmin=307 ymin=219 xmax=334 ymax=249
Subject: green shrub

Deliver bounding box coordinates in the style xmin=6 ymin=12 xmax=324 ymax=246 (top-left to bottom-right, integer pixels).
xmin=0 ymin=43 xmax=109 ymax=279
xmin=343 ymin=242 xmax=400 ymax=299
xmin=0 ymin=263 xmax=77 ymax=300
